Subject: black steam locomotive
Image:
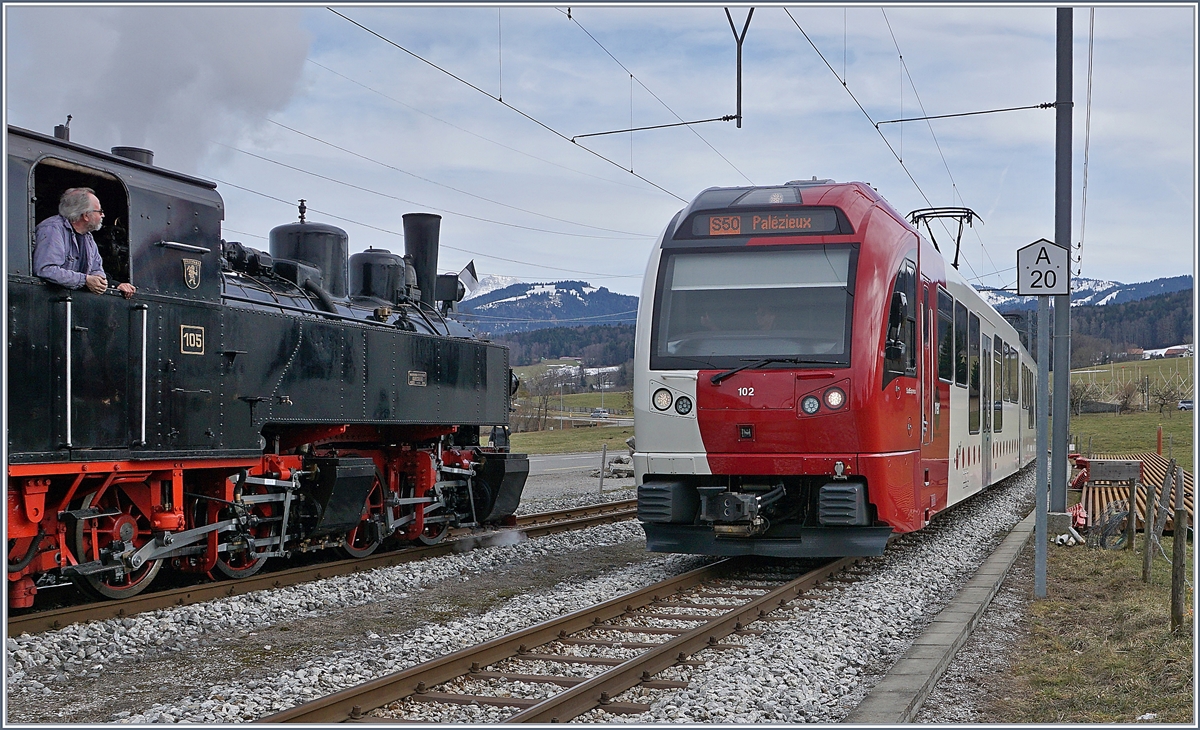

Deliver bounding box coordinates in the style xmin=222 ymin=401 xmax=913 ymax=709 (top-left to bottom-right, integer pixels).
xmin=5 ymin=124 xmax=528 ymax=608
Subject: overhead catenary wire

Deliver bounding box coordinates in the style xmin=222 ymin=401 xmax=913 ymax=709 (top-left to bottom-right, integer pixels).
xmin=208 ymin=176 xmax=639 ymax=280
xmin=558 ymin=7 xmax=755 ymax=185
xmin=264 ymin=119 xmax=652 ymax=238
xmin=1076 ymin=8 xmax=1096 ymax=277
xmin=784 ymin=8 xmax=983 ymax=284
xmin=306 ymin=59 xmax=650 ymax=193
xmin=880 ymin=8 xmax=1000 ymax=286
xmin=328 ymin=7 xmax=687 ymax=203
xmin=212 ymin=139 xmax=648 ymax=241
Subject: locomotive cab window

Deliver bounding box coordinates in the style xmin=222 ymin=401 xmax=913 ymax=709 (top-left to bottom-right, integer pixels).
xmin=31 ymin=157 xmax=131 ymax=285
xmin=882 ymin=256 xmax=917 ymax=388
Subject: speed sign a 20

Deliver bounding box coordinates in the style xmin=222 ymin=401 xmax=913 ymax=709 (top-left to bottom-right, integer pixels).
xmin=1017 ymin=239 xmax=1070 ymax=296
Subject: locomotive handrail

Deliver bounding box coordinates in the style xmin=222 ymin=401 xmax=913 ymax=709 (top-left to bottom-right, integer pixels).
xmin=63 ymin=296 xmax=72 ymax=448
xmin=136 ymin=304 xmax=148 ymax=445
xmin=156 ymin=240 xmax=212 ymax=254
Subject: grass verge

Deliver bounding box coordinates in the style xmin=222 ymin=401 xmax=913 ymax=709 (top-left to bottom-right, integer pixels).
xmin=510 ymin=425 xmax=634 ymax=455
xmin=1067 ymin=410 xmax=1194 ymax=473
xmin=988 ymin=536 xmax=1194 ymax=723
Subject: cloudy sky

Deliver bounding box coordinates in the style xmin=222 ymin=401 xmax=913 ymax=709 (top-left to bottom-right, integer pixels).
xmin=4 ymin=3 xmax=1195 ymax=298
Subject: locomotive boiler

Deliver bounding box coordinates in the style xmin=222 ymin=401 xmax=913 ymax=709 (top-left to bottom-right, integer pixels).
xmin=5 ymin=124 xmax=528 ymax=608
xmin=633 ymin=178 xmax=1036 ymax=557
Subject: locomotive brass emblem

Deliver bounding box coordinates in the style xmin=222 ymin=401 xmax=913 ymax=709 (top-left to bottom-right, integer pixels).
xmin=408 ymin=371 xmax=428 ymax=387
xmin=182 ymin=258 xmax=201 ymax=289
xmin=181 ymin=325 xmax=205 ymax=355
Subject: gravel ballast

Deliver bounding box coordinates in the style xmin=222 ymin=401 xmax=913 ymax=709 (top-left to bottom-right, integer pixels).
xmin=4 ymin=468 xmax=1033 ymax=723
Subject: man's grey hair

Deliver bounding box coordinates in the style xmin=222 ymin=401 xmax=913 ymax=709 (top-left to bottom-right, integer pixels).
xmin=58 ymin=188 xmax=97 ymax=222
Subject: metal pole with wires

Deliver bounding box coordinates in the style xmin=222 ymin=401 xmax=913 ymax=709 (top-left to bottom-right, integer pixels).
xmin=1051 ymin=7 xmax=1073 ymax=513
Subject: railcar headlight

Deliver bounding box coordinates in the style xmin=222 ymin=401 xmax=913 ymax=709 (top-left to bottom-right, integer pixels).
xmin=653 ymin=388 xmax=673 ymax=411
xmin=824 ymin=387 xmax=846 ymax=410
xmin=801 ymin=395 xmax=820 ymax=415
xmin=674 ymin=395 xmax=693 ymax=415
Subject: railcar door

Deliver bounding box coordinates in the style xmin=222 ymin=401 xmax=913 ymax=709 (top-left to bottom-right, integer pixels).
xmin=980 ymin=332 xmax=993 ymax=488
xmin=921 ymin=277 xmax=934 ymax=448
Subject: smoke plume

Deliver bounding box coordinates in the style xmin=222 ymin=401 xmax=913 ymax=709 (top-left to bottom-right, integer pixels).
xmin=5 ymin=6 xmax=310 ymax=172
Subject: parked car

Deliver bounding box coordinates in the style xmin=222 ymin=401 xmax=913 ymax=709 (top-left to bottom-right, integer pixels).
xmin=1179 ymin=399 xmax=1193 ymax=411
xmin=591 ymin=408 xmax=609 ymax=418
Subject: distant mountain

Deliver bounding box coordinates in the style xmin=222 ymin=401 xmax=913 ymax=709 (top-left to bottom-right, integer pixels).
xmin=978 ymin=275 xmax=1193 ymax=312
xmin=455 ymin=280 xmax=638 ymax=336
xmin=462 ymin=274 xmax=525 ymax=301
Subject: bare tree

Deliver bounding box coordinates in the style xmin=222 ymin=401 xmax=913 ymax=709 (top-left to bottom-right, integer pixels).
xmin=1150 ymin=380 xmax=1183 ymax=416
xmin=1069 ymin=380 xmax=1101 ymax=416
xmin=1115 ymin=381 xmax=1140 ymax=414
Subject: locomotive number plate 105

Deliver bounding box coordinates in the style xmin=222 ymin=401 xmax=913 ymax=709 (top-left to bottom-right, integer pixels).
xmin=180 ymin=325 xmax=205 ymax=355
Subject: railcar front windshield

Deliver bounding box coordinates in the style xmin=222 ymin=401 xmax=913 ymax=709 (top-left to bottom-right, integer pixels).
xmin=650 ymin=244 xmax=857 ymax=371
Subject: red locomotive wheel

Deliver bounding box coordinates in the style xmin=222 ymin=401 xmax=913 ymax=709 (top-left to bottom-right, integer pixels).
xmin=205 ymin=482 xmax=276 ymax=580
xmin=70 ymin=490 xmax=163 ymax=600
xmin=340 ymin=468 xmax=389 ymax=559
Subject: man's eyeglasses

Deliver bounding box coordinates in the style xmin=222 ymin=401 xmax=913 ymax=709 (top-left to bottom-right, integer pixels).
xmin=89 ymin=209 xmax=104 ymax=216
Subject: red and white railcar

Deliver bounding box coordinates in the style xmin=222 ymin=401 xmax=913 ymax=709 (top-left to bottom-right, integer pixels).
xmin=633 ymin=179 xmax=1036 ymax=556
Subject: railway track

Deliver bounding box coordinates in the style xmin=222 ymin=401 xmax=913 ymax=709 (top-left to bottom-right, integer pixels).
xmin=258 ymin=556 xmax=859 ymax=724
xmin=7 ymin=499 xmax=637 ymax=636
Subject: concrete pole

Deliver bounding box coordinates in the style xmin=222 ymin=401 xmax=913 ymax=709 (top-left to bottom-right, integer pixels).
xmin=1035 ymin=295 xmax=1050 ymax=599
xmin=1051 ymin=7 xmax=1073 ymax=512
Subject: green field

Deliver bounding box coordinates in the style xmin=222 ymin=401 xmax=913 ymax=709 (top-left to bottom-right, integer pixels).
xmin=1067 ymin=356 xmax=1194 ymax=471
xmin=1065 ymin=410 xmax=1194 ymax=473
xmin=1071 ymin=356 xmax=1192 ymax=388
xmin=509 ymin=424 xmax=634 ymax=455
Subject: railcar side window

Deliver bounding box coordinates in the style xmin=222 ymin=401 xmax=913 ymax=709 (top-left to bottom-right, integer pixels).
xmin=993 ymin=335 xmax=1004 ymax=433
xmin=1008 ymin=343 xmax=1019 ymax=403
xmin=1025 ymin=363 xmax=1035 ymax=428
xmin=883 ymin=256 xmax=918 ymax=388
xmin=32 ymin=158 xmax=132 ymax=284
xmin=968 ymin=312 xmax=981 ymax=433
xmin=937 ymin=288 xmax=953 ymax=382
xmin=954 ymin=301 xmax=968 ymax=387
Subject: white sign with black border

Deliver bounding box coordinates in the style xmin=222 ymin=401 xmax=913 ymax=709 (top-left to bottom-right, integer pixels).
xmin=1017 ymin=238 xmax=1070 ymax=296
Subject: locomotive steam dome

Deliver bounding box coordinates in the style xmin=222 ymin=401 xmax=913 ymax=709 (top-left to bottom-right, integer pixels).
xmin=349 ymin=247 xmax=405 ymax=302
xmin=269 ymin=218 xmax=350 ymax=298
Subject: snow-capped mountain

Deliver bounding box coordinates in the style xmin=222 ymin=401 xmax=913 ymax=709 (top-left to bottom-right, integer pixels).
xmin=977 ymin=275 xmax=1192 ymax=312
xmin=450 ymin=274 xmax=1189 ymax=338
xmin=462 ymin=274 xmax=525 ymax=302
xmin=455 ymin=280 xmax=638 ymax=336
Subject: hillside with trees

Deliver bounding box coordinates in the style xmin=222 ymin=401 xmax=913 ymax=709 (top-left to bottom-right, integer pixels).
xmin=493 ymin=324 xmax=634 ymax=367
xmin=1070 ymin=289 xmax=1192 ymax=367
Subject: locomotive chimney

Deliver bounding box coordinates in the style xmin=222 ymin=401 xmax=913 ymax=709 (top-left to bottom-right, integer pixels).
xmin=111 ymin=146 xmax=154 ymax=165
xmin=402 ymin=213 xmax=441 ymax=308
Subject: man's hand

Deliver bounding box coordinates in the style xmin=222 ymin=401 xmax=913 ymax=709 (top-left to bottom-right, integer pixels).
xmin=84 ymin=274 xmax=107 ymax=294
xmin=116 ymin=282 xmax=136 ymax=299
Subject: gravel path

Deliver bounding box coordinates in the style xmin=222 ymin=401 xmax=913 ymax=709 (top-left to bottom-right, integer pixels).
xmin=4 ymin=468 xmax=1033 ymax=724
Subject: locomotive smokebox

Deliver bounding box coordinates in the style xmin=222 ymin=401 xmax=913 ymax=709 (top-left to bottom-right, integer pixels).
xmin=350 ymin=248 xmax=405 ymax=303
xmin=111 ymin=146 xmax=154 ymax=165
xmin=403 ymin=213 xmax=441 ymax=308
xmin=270 ymin=219 xmax=350 ymax=298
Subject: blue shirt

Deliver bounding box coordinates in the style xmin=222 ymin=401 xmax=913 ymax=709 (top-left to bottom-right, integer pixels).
xmin=33 ymin=215 xmax=107 ymax=289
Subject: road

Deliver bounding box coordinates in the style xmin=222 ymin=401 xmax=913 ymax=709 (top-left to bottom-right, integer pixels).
xmin=528 ymin=451 xmax=613 ymax=476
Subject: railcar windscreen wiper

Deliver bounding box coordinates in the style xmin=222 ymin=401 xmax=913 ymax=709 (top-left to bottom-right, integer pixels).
xmin=710 ymin=357 xmax=841 ymax=385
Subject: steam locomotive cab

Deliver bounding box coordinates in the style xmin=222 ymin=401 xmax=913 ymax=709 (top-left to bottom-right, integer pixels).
xmin=5 ymin=125 xmax=528 ymax=607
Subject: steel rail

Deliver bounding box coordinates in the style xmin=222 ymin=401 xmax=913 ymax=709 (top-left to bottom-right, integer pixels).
xmin=258 ymin=556 xmax=856 ymax=724
xmin=7 ymin=500 xmax=636 ymax=636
